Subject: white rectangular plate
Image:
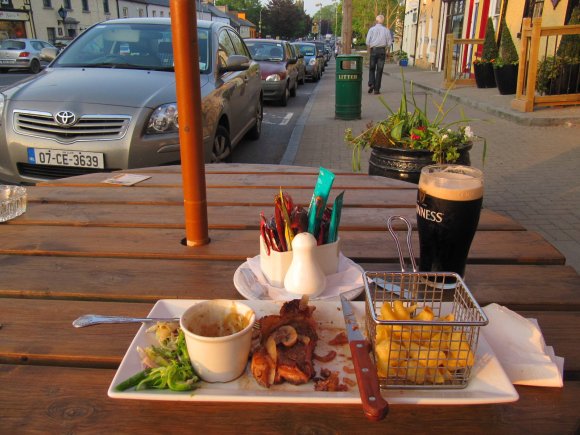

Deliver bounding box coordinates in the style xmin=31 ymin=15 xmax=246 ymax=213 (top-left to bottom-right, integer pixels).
xmin=108 ymin=299 xmax=519 ymax=405
xmin=27 ymin=148 xmax=104 ymax=169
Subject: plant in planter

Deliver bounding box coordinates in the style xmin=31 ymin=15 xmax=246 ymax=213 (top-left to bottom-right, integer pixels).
xmin=344 ymin=74 xmax=486 ymax=183
xmin=492 ymin=18 xmax=519 ymax=95
xmin=395 ymin=50 xmax=409 ymax=66
xmin=474 ymin=18 xmax=498 ymax=88
xmin=536 ymin=6 xmax=580 ymax=95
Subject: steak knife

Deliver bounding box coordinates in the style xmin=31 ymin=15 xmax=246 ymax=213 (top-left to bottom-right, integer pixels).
xmin=340 ymin=295 xmax=389 ymax=421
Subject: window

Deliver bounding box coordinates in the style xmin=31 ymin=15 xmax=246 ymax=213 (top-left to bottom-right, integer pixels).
xmin=228 ymin=29 xmax=250 ymax=57
xmin=160 ymin=11 xmax=164 ymax=17
xmin=122 ymin=7 xmax=128 ymax=18
xmin=103 ymin=0 xmax=110 ymax=15
xmin=152 ymin=11 xmax=157 ymax=17
xmin=43 ymin=0 xmax=52 ymax=7
xmin=47 ymin=27 xmax=56 ymax=44
xmin=138 ymin=8 xmax=144 ymax=17
xmin=523 ymin=0 xmax=544 ymax=18
xmin=82 ymin=0 xmax=89 ymax=12
xmin=64 ymin=0 xmax=71 ymax=9
xmin=218 ymin=30 xmax=236 ymax=70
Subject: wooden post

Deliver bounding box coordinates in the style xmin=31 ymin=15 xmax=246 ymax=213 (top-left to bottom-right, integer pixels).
xmin=444 ymin=34 xmax=454 ymax=88
xmin=342 ymin=0 xmax=352 ymax=55
xmin=170 ymin=0 xmax=210 ymax=246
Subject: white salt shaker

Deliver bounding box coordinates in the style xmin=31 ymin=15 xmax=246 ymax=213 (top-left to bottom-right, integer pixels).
xmin=284 ymin=232 xmax=326 ymax=298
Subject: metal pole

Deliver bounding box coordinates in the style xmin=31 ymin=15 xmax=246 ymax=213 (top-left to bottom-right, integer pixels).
xmin=170 ymin=0 xmax=210 ymax=246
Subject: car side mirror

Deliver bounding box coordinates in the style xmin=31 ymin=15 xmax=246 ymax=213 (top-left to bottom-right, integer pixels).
xmin=40 ymin=47 xmax=59 ymax=62
xmin=287 ymin=57 xmax=297 ymax=65
xmin=219 ymin=54 xmax=250 ymax=73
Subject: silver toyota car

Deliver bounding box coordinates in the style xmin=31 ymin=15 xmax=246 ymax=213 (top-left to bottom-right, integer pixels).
xmin=0 ymin=18 xmax=263 ymax=184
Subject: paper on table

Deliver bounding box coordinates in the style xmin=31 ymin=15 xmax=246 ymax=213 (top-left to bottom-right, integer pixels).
xmin=102 ymin=174 xmax=151 ymax=186
xmin=246 ymin=253 xmax=364 ymax=300
xmin=481 ymin=303 xmax=564 ymax=387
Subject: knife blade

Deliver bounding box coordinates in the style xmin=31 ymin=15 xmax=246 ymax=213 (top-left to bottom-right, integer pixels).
xmin=340 ymin=295 xmax=389 ymax=421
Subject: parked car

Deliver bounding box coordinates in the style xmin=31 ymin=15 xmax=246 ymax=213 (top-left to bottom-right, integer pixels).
xmin=292 ymin=42 xmax=321 ymax=82
xmin=0 ymin=18 xmax=263 ymax=184
xmin=245 ymin=38 xmax=298 ymax=106
xmin=0 ymin=38 xmax=57 ymax=73
xmin=312 ymin=41 xmax=328 ymax=71
xmin=289 ymin=43 xmax=306 ymax=85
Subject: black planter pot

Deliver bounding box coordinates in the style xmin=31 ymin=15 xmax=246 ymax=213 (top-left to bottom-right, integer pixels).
xmin=368 ymin=144 xmax=472 ymax=184
xmin=493 ymin=64 xmax=518 ymax=95
xmin=473 ymin=62 xmax=496 ymax=88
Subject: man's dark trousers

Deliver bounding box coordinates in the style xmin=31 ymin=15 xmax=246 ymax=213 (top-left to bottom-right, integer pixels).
xmin=368 ymin=47 xmax=386 ymax=93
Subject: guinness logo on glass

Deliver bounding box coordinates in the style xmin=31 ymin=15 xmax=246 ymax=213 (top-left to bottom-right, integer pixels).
xmin=54 ymin=111 xmax=77 ymax=127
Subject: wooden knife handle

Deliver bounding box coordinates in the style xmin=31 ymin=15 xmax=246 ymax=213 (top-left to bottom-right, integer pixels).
xmin=349 ymin=340 xmax=389 ymax=421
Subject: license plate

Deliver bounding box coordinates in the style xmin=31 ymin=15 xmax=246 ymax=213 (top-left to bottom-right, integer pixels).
xmin=27 ymin=148 xmax=105 ymax=169
xmin=0 ymin=60 xmax=15 ymax=64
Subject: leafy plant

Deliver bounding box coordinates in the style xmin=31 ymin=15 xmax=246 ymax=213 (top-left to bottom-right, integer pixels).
xmin=345 ymin=70 xmax=485 ymax=171
xmin=556 ymin=5 xmax=580 ymax=61
xmin=494 ymin=17 xmax=519 ymax=68
xmin=536 ymin=56 xmax=563 ymax=94
xmin=481 ymin=17 xmax=499 ymax=63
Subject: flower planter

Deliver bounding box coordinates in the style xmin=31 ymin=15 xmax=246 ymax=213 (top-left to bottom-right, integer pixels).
xmin=493 ymin=64 xmax=518 ymax=95
xmin=368 ymin=143 xmax=472 ymax=184
xmin=473 ymin=62 xmax=496 ymax=88
xmin=399 ymin=59 xmax=408 ymax=67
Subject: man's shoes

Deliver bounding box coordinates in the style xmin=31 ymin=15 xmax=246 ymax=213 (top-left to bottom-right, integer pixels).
xmin=373 ymin=90 xmax=380 ymax=94
xmin=368 ymin=86 xmax=374 ymax=94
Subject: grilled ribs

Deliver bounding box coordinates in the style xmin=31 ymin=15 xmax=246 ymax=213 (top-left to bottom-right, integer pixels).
xmin=251 ymin=299 xmax=318 ymax=388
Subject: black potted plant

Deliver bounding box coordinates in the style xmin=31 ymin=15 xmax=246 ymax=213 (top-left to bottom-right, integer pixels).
xmin=474 ymin=18 xmax=498 ymax=88
xmin=344 ymin=73 xmax=486 ymax=183
xmin=536 ymin=6 xmax=580 ymax=95
xmin=493 ymin=18 xmax=519 ymax=95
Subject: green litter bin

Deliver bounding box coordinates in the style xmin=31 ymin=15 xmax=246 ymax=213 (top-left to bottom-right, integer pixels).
xmin=335 ymin=54 xmax=363 ymax=120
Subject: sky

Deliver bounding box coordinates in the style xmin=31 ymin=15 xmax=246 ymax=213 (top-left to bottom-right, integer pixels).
xmin=303 ymin=0 xmax=334 ymax=16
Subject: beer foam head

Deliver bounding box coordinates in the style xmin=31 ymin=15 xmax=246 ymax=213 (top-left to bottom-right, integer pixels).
xmin=419 ymin=166 xmax=483 ymax=201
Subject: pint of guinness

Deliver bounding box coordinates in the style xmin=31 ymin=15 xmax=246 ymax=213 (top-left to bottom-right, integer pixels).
xmin=416 ymin=165 xmax=483 ymax=278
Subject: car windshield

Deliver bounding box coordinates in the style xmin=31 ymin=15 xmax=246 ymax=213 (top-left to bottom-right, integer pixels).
xmin=0 ymin=40 xmax=26 ymax=50
xmin=297 ymin=45 xmax=315 ymax=56
xmin=246 ymin=42 xmax=284 ymax=61
xmin=52 ymin=23 xmax=210 ymax=73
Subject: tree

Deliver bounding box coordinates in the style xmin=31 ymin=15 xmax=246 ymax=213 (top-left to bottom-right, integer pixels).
xmin=215 ymin=0 xmax=263 ymax=28
xmin=312 ymin=4 xmax=342 ymax=36
xmin=264 ymin=0 xmax=309 ymax=39
xmin=350 ymin=0 xmax=401 ymax=44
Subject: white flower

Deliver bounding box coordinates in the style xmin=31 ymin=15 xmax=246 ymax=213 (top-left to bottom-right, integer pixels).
xmin=464 ymin=126 xmax=474 ymax=138
xmin=447 ymin=128 xmax=452 ymax=132
xmin=441 ymin=134 xmax=449 ymax=141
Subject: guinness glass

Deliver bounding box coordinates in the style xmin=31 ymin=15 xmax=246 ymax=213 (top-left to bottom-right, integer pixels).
xmin=416 ymin=165 xmax=483 ymax=278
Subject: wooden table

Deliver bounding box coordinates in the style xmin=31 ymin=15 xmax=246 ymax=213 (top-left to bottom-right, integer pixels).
xmin=1 ymin=164 xmax=579 ymax=434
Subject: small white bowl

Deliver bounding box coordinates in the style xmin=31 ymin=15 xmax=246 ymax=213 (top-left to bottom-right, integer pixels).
xmin=0 ymin=185 xmax=27 ymax=223
xmin=180 ymin=300 xmax=255 ymax=383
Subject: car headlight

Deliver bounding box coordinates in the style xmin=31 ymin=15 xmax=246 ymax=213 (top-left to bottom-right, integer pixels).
xmin=146 ymin=103 xmax=178 ymax=135
xmin=309 ymin=58 xmax=317 ymax=66
xmin=265 ymin=74 xmax=281 ymax=82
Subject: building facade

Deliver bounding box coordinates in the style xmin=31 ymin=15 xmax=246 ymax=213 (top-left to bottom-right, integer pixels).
xmin=403 ymin=0 xmax=578 ymax=71
xmin=0 ymin=0 xmax=256 ymax=45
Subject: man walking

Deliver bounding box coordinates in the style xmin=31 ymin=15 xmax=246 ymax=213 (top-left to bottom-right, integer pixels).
xmin=366 ymin=15 xmax=392 ymax=94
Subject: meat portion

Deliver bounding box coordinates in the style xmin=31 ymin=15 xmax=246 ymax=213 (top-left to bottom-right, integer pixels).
xmin=251 ymin=298 xmax=318 ymax=388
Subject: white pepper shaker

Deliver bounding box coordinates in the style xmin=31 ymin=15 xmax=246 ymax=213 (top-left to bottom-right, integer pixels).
xmin=284 ymin=232 xmax=326 ymax=298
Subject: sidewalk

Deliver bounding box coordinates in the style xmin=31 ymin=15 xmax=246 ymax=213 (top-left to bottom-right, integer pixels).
xmin=288 ymin=59 xmax=580 ymax=273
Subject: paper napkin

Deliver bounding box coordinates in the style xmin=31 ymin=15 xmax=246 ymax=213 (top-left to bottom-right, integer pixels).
xmin=245 ymin=253 xmax=365 ymax=300
xmin=481 ymin=303 xmax=564 ymax=387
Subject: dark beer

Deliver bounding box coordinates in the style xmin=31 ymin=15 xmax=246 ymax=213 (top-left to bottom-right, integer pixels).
xmin=416 ymin=165 xmax=483 ymax=278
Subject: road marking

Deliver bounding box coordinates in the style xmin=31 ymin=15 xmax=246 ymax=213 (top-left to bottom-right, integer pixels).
xmin=262 ymin=112 xmax=294 ymax=126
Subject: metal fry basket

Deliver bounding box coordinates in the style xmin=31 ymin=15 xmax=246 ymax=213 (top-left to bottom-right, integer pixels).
xmin=364 ymin=216 xmax=488 ymax=389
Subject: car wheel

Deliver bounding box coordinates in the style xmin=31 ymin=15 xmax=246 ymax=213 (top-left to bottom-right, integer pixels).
xmin=280 ymin=85 xmax=289 ymax=107
xmin=290 ymin=79 xmax=297 ymax=97
xmin=29 ymin=59 xmax=40 ymax=74
xmin=246 ymin=99 xmax=263 ymax=140
xmin=211 ymin=125 xmax=231 ymax=163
